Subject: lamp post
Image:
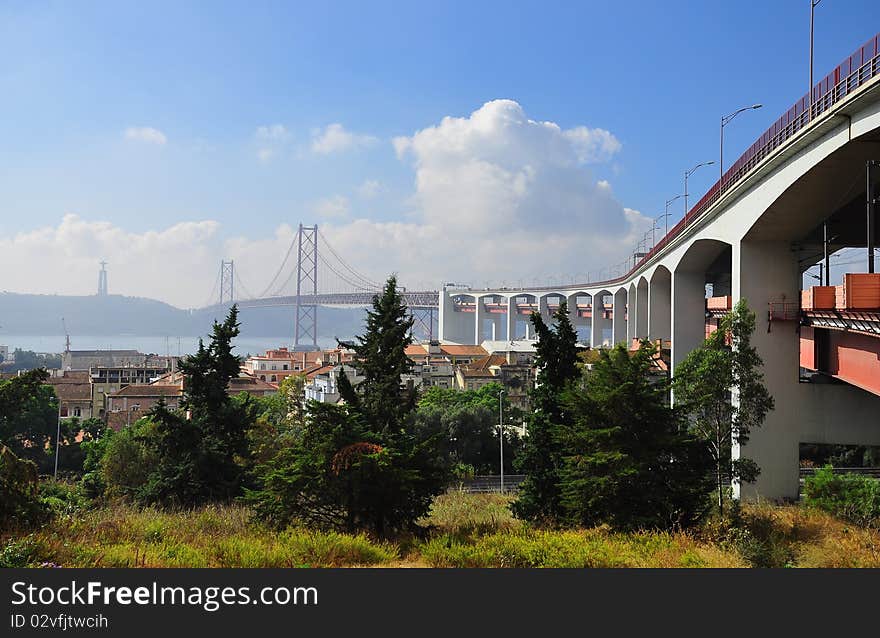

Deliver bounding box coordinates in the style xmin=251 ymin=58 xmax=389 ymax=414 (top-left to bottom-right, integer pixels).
xmin=810 ymin=0 xmax=823 ymax=121
xmin=720 ymin=104 xmax=763 ymax=192
xmin=659 ymin=194 xmax=683 ymax=240
xmin=683 ymin=162 xmax=714 ymax=220
xmin=498 ymin=389 xmax=505 ymax=493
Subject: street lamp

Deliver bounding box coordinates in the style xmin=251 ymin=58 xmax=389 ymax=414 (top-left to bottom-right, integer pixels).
xmin=720 ymin=104 xmax=763 ymax=192
xmin=659 ymin=194 xmax=683 ymax=239
xmin=683 ymin=162 xmax=714 ymax=220
xmin=498 ymin=389 xmax=505 ymax=493
xmin=810 ymin=0 xmax=823 ymax=120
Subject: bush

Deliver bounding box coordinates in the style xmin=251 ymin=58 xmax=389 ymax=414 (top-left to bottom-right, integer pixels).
xmin=804 ymin=465 xmax=880 ymax=526
xmin=0 ymin=445 xmax=48 ymax=531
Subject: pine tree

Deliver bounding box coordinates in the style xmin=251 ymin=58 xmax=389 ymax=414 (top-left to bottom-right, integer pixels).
xmin=142 ymin=305 xmax=257 ymax=506
xmin=338 ymin=274 xmax=415 ymax=432
xmin=559 ymin=341 xmax=714 ymax=530
xmin=512 ymin=301 xmax=580 ymax=524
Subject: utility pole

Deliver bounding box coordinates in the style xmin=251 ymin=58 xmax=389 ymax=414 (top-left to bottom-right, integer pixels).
xmin=498 ymin=389 xmax=505 ymax=494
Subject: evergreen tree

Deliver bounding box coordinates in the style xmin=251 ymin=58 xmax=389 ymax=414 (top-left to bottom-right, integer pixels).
xmin=673 ymin=299 xmax=774 ymax=515
xmin=249 ymin=276 xmax=449 ymax=536
xmin=338 ymin=274 xmax=415 ymax=432
xmin=142 ymin=306 xmax=257 ymax=506
xmin=559 ymin=341 xmax=714 ymax=530
xmin=512 ymin=301 xmax=580 ymax=524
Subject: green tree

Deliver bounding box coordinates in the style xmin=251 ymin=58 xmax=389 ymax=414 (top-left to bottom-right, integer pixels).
xmin=0 ymin=369 xmax=58 ymax=469
xmin=512 ymin=302 xmax=579 ymax=524
xmin=337 ymin=274 xmax=416 ymax=431
xmin=559 ymin=341 xmax=714 ymax=530
xmin=141 ymin=306 xmax=258 ymax=506
xmin=673 ymin=299 xmax=774 ymax=515
xmin=248 ymin=276 xmax=449 ymax=536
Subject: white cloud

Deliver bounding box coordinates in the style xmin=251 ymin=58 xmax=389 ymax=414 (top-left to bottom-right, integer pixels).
xmin=255 ymin=124 xmax=290 ymax=162
xmin=0 ymin=214 xmax=218 ymax=307
xmin=311 ymin=123 xmax=377 ymax=155
xmin=123 ymin=127 xmax=167 ymax=145
xmin=563 ymin=126 xmax=622 ymax=163
xmin=313 ymin=195 xmax=350 ymax=219
xmin=255 ymin=124 xmax=289 ymax=141
xmin=357 ymin=179 xmax=381 ymax=199
xmin=314 ymin=100 xmax=646 ymax=288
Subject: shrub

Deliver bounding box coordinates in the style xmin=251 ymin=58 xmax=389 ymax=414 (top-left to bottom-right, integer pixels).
xmin=0 ymin=445 xmax=48 ymax=531
xmin=804 ymin=465 xmax=880 ymax=526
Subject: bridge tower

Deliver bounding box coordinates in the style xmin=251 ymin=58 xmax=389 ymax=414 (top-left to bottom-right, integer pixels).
xmin=219 ymin=260 xmax=234 ymax=304
xmin=294 ymin=224 xmax=319 ymax=351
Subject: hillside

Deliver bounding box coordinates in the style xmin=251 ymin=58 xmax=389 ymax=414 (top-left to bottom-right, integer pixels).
xmin=0 ymin=292 xmax=367 ymax=340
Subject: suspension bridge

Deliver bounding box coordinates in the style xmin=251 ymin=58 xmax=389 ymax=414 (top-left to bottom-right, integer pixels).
xmin=202 ymin=224 xmax=440 ymax=350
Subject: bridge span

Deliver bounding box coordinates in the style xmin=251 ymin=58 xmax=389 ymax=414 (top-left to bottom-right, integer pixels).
xmin=440 ymin=32 xmax=880 ymax=502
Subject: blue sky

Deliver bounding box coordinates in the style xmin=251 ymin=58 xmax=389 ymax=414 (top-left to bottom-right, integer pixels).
xmin=1 ymin=1 xmax=878 ymax=305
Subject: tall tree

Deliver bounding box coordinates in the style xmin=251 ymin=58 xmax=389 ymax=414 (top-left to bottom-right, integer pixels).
xmin=559 ymin=341 xmax=714 ymax=530
xmin=250 ymin=276 xmax=449 ymax=536
xmin=673 ymin=299 xmax=774 ymax=515
xmin=338 ymin=274 xmax=415 ymax=432
xmin=143 ymin=306 xmax=257 ymax=506
xmin=512 ymin=301 xmax=580 ymax=524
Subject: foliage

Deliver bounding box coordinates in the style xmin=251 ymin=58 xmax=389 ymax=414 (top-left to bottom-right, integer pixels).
xmin=803 ymin=466 xmax=880 ymax=526
xmin=337 ymin=274 xmax=416 ymax=432
xmin=558 ymin=341 xmax=714 ymax=531
xmin=248 ymin=277 xmax=450 ymax=537
xmin=415 ymin=383 xmax=524 ymax=474
xmin=138 ymin=306 xmax=258 ymax=506
xmin=0 ymin=445 xmax=47 ymax=531
xmin=673 ymin=299 xmax=774 ymax=514
xmin=512 ymin=302 xmax=580 ymax=524
xmin=2 ymin=349 xmax=62 ymax=373
xmin=10 ymin=504 xmax=397 ymax=567
xmin=0 ymin=369 xmax=58 ymax=469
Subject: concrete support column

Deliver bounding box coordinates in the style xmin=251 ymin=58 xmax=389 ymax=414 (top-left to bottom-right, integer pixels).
xmin=626 ymin=285 xmax=637 ymax=344
xmin=475 ymin=297 xmax=487 ymax=345
xmin=438 ymin=290 xmax=473 ymax=344
xmin=590 ymin=292 xmax=612 ymax=348
xmin=613 ymin=289 xmax=627 ymax=346
xmin=648 ymin=270 xmax=672 ymax=343
xmin=733 ymin=240 xmax=800 ymax=501
xmin=507 ymin=296 xmax=517 ymax=340
xmin=635 ymin=281 xmax=648 ymax=339
xmin=671 ymin=271 xmax=706 ymax=373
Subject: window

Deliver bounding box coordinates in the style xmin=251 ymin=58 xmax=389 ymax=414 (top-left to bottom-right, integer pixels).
xmin=73 ymin=407 xmax=81 ymax=417
xmin=270 ymin=375 xmax=277 ymax=382
xmin=271 ymin=365 xmax=277 ymax=370
xmin=260 ymin=375 xmax=266 ymax=381
xmin=60 ymin=406 xmax=69 ymax=417
xmin=283 ymin=364 xmax=288 ymax=370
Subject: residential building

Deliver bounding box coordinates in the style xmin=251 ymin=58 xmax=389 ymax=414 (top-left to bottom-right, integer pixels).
xmin=243 ymin=346 xmax=355 ymax=384
xmin=47 ymin=371 xmax=93 ymax=420
xmin=304 ymin=364 xmax=364 ymax=404
xmin=105 ymin=384 xmax=182 ymax=430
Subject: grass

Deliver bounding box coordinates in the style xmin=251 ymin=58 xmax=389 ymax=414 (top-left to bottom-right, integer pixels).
xmin=5 ymin=504 xmax=397 ymax=568
xmin=3 ymin=493 xmax=878 ymax=568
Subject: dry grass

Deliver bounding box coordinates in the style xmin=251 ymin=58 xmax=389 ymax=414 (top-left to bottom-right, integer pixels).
xmin=19 ymin=504 xmax=397 ymax=568
xmin=5 ymin=495 xmax=877 ymax=568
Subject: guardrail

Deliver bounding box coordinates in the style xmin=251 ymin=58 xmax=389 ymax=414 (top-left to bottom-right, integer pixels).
xmin=449 ymin=474 xmax=527 ymax=493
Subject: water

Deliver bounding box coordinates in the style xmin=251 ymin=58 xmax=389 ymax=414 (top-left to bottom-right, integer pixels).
xmin=0 ymin=335 xmax=344 ymax=356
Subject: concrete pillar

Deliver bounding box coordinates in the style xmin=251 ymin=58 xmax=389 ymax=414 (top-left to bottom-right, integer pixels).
xmin=648 ymin=269 xmax=672 ymax=343
xmin=612 ymin=289 xmax=627 ymax=346
xmin=507 ymin=296 xmax=516 ymax=340
xmin=438 ymin=290 xmax=473 ymax=344
xmin=590 ymin=291 xmax=612 ymax=348
xmin=671 ymin=271 xmax=706 ymax=372
xmin=626 ymin=284 xmax=637 ymax=344
xmin=733 ymin=240 xmax=800 ymax=501
xmin=475 ymin=297 xmax=487 ymax=345
xmin=635 ymin=279 xmax=648 ymax=339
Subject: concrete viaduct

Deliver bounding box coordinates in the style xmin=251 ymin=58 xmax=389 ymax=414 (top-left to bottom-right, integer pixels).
xmin=439 ymin=33 xmax=880 ymax=502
